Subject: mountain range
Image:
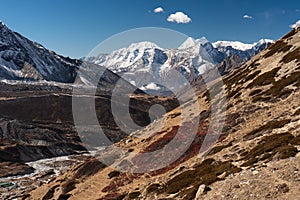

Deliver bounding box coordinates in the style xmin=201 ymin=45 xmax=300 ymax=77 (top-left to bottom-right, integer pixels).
xmin=87 ymin=37 xmax=273 ymax=92
xmin=0 ymin=20 xmax=272 ymax=93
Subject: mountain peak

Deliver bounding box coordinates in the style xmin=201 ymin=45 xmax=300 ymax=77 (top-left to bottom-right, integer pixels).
xmin=178 ymin=36 xmax=209 ymax=50
xmin=0 ymin=20 xmax=82 ymax=83
xmin=127 ymin=41 xmax=161 ymax=50
xmin=212 ymin=41 xmax=254 ymax=51
xmin=255 ymin=39 xmax=274 ymax=46
xmin=0 ymin=20 xmax=9 ymax=31
xmin=0 ymin=20 xmax=5 ymax=26
xmin=196 ymin=36 xmax=209 ymax=44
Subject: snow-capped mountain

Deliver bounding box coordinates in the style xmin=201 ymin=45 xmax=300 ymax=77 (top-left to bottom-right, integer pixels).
xmin=0 ymin=21 xmax=132 ymax=91
xmin=88 ymin=37 xmax=220 ymax=91
xmin=93 ymin=41 xmax=166 ymax=73
xmin=88 ymin=37 xmax=273 ymax=91
xmin=0 ymin=19 xmax=273 ymax=93
xmin=212 ymin=39 xmax=273 ymax=60
xmin=0 ymin=21 xmax=82 ymax=83
xmin=213 ymin=39 xmax=274 ymax=51
xmin=213 ymin=41 xmax=255 ymax=51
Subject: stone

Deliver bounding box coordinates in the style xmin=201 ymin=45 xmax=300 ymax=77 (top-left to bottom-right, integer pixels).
xmin=195 ymin=184 xmax=210 ymax=199
xmin=277 ymin=183 xmax=289 ymax=193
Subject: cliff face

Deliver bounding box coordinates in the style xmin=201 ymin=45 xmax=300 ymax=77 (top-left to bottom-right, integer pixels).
xmin=29 ymin=28 xmax=300 ymax=200
xmin=0 ymin=21 xmax=82 ymax=83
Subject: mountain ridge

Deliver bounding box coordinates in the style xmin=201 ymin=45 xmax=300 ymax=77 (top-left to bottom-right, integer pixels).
xmin=88 ymin=37 xmax=273 ymax=92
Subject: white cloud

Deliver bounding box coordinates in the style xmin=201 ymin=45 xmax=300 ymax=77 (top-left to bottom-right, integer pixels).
xmin=140 ymin=83 xmax=161 ymax=91
xmin=167 ymin=12 xmax=192 ymax=24
xmin=290 ymin=20 xmax=300 ymax=28
xmin=243 ymin=15 xmax=253 ymax=19
xmin=154 ymin=7 xmax=164 ymax=13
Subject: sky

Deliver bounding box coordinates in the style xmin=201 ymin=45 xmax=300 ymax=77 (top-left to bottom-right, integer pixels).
xmin=0 ymin=0 xmax=299 ymax=58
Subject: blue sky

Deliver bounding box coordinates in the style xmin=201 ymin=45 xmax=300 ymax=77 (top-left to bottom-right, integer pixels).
xmin=0 ymin=0 xmax=299 ymax=58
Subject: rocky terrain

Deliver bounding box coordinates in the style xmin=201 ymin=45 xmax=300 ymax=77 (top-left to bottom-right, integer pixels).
xmin=28 ymin=27 xmax=300 ymax=199
xmin=0 ymin=71 xmax=179 ymax=199
xmin=0 ymin=21 xmax=81 ymax=83
xmin=0 ymin=21 xmax=181 ymax=199
xmin=0 ymin=80 xmax=178 ymax=160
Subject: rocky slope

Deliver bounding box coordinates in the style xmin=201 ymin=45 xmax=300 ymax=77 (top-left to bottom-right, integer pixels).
xmin=0 ymin=21 xmax=82 ymax=83
xmin=29 ymin=28 xmax=300 ymax=200
xmin=0 ymin=21 xmax=180 ymax=188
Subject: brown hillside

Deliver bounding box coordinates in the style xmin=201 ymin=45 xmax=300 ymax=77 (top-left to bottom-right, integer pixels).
xmin=29 ymin=28 xmax=300 ymax=200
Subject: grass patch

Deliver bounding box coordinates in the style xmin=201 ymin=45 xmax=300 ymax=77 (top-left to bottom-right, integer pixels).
xmin=163 ymin=158 xmax=240 ymax=195
xmin=264 ymin=40 xmax=292 ymax=58
xmin=108 ymin=170 xmax=120 ymax=179
xmin=291 ymin=135 xmax=300 ymax=145
xmin=249 ymin=89 xmax=263 ymax=96
xmin=252 ymin=71 xmax=300 ymax=102
xmin=61 ymin=179 xmax=78 ymax=195
xmin=244 ymin=119 xmax=291 ymax=140
xmin=241 ymin=133 xmax=297 ymax=167
xmin=252 ymin=96 xmax=272 ymax=103
xmin=280 ymin=47 xmax=300 ymax=63
xmin=246 ymin=67 xmax=281 ymax=89
xmin=57 ymin=194 xmax=72 ymax=200
xmin=207 ymin=141 xmax=233 ymax=156
xmin=224 ymin=67 xmax=249 ymax=89
xmin=146 ymin=183 xmax=161 ymax=193
xmin=127 ymin=191 xmax=141 ymax=199
xmin=293 ymin=108 xmax=300 ymax=116
xmin=73 ymin=159 xmax=106 ymax=179
xmin=244 ymin=70 xmax=261 ymax=83
xmin=282 ymin=29 xmax=296 ymax=39
xmin=42 ymin=185 xmax=59 ymax=200
xmin=248 ymin=59 xmax=260 ymax=69
xmin=274 ymin=145 xmax=298 ymax=159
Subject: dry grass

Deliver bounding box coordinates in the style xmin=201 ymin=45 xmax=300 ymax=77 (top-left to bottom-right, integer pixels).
xmin=249 ymin=89 xmax=263 ymax=96
xmin=264 ymin=40 xmax=292 ymax=58
xmin=246 ymin=67 xmax=281 ymax=89
xmin=280 ymin=47 xmax=300 ymax=63
xmin=250 ymin=71 xmax=300 ymax=102
xmin=244 ymin=119 xmax=291 ymax=140
xmin=108 ymin=170 xmax=121 ymax=179
xmin=163 ymin=158 xmax=241 ymax=196
xmin=282 ymin=29 xmax=296 ymax=39
xmin=293 ymin=109 xmax=300 ymax=116
xmin=146 ymin=183 xmax=161 ymax=193
xmin=127 ymin=191 xmax=141 ymax=199
xmin=42 ymin=185 xmax=59 ymax=200
xmin=241 ymin=133 xmax=297 ymax=167
xmin=207 ymin=141 xmax=233 ymax=156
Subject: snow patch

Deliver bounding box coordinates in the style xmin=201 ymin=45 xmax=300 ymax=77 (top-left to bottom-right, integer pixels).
xmin=213 ymin=41 xmax=254 ymax=51
xmin=213 ymin=39 xmax=273 ymax=51
xmin=290 ymin=20 xmax=300 ymax=29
